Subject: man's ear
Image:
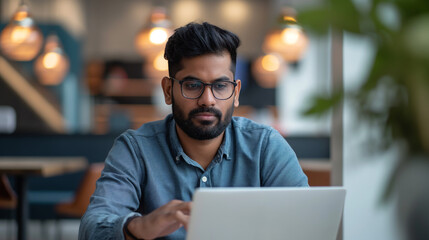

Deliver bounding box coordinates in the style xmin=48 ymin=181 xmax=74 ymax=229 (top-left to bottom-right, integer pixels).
xmin=233 ymin=79 xmax=241 ymax=107
xmin=161 ymin=77 xmax=173 ymax=105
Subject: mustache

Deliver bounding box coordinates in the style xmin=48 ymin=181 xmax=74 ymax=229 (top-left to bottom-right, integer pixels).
xmin=189 ymin=107 xmax=222 ymax=119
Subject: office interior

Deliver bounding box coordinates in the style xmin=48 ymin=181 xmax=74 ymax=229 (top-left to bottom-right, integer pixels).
xmin=0 ymin=0 xmax=428 ymax=239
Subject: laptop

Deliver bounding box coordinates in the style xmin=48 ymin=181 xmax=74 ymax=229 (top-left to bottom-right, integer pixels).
xmin=186 ymin=187 xmax=346 ymax=240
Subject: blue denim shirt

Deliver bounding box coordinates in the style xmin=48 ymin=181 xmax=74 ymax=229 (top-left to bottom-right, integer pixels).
xmin=79 ymin=114 xmax=308 ymax=240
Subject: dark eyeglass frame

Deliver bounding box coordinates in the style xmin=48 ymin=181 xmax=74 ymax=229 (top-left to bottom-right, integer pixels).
xmin=170 ymin=77 xmax=237 ymax=100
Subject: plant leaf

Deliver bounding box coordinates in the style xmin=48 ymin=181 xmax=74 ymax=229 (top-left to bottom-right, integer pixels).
xmin=302 ymin=91 xmax=343 ymax=117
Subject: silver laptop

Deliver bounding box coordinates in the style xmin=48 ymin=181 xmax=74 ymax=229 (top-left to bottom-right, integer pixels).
xmin=186 ymin=187 xmax=346 ymax=240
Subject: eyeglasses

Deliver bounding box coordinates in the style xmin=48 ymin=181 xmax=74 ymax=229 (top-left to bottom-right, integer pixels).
xmin=170 ymin=77 xmax=237 ymax=100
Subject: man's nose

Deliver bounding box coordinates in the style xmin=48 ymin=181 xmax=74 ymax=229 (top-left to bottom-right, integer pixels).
xmin=197 ymin=86 xmax=216 ymax=106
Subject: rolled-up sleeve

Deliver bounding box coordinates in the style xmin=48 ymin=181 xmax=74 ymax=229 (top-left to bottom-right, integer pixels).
xmin=79 ymin=132 xmax=145 ymax=240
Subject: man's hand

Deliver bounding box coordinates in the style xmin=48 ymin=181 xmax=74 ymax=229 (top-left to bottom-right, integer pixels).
xmin=125 ymin=200 xmax=192 ymax=240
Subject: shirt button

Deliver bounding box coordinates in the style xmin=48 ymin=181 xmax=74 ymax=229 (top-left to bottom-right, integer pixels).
xmin=201 ymin=176 xmax=208 ymax=183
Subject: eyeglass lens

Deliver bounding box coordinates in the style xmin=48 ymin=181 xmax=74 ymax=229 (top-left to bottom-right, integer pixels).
xmin=181 ymin=80 xmax=235 ymax=100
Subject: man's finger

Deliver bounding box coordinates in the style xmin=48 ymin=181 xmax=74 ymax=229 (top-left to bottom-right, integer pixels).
xmin=175 ymin=210 xmax=191 ymax=230
xmin=177 ymin=201 xmax=192 ymax=213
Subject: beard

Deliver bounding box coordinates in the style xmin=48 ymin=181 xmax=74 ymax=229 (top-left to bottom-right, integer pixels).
xmin=172 ymin=96 xmax=234 ymax=140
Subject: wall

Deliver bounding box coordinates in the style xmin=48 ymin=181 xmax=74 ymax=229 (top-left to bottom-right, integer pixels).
xmin=343 ymin=33 xmax=404 ymax=240
xmin=277 ymin=32 xmax=331 ymax=135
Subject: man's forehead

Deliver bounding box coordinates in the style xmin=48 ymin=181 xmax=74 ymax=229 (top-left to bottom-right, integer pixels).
xmin=181 ymin=51 xmax=231 ymax=63
xmin=175 ymin=52 xmax=233 ymax=76
xmin=181 ymin=75 xmax=232 ymax=82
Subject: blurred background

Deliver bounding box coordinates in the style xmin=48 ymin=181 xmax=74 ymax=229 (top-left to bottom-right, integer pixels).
xmin=1 ymin=0 xmax=428 ymax=239
xmin=0 ymin=0 xmax=331 ymax=136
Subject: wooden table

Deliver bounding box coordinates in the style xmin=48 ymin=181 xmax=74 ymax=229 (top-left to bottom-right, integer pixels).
xmin=0 ymin=157 xmax=88 ymax=240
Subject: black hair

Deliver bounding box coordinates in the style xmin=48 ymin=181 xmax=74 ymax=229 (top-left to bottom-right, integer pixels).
xmin=164 ymin=22 xmax=241 ymax=78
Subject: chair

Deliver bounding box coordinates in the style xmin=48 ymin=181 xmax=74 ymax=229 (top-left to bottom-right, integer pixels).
xmin=300 ymin=161 xmax=331 ymax=186
xmin=0 ymin=174 xmax=17 ymax=239
xmin=55 ymin=163 xmax=104 ymax=218
xmin=0 ymin=174 xmax=16 ymax=208
xmin=54 ymin=163 xmax=104 ymax=239
xmin=303 ymin=169 xmax=331 ymax=186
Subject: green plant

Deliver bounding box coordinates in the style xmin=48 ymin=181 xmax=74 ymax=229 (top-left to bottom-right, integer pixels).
xmin=298 ymin=0 xmax=429 ymax=197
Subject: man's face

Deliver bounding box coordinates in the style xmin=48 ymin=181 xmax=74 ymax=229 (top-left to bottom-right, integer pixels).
xmin=162 ymin=51 xmax=241 ymax=140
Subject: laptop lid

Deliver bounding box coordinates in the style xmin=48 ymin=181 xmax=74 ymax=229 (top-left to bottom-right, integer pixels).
xmin=186 ymin=187 xmax=346 ymax=240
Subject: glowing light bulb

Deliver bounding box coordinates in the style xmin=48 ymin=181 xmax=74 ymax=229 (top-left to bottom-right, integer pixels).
xmin=153 ymin=51 xmax=168 ymax=71
xmin=262 ymin=7 xmax=309 ymax=63
xmin=144 ymin=50 xmax=168 ymax=85
xmin=149 ymin=27 xmax=168 ymax=45
xmin=263 ymin=27 xmax=309 ymax=62
xmin=261 ymin=54 xmax=281 ymax=72
xmin=252 ymin=54 xmax=286 ymax=88
xmin=10 ymin=26 xmax=31 ymax=43
xmin=135 ymin=8 xmax=172 ymax=57
xmin=34 ymin=35 xmax=69 ymax=85
xmin=281 ymin=28 xmax=300 ymax=45
xmin=0 ymin=4 xmax=43 ymax=61
xmin=42 ymin=52 xmax=61 ymax=69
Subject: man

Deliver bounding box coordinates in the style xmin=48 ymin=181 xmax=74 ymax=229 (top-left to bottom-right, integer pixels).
xmin=79 ymin=22 xmax=308 ymax=240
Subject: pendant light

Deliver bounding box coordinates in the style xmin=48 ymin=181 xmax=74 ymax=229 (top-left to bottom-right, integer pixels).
xmin=34 ymin=34 xmax=69 ymax=85
xmin=135 ymin=7 xmax=172 ymax=58
xmin=252 ymin=53 xmax=286 ymax=88
xmin=263 ymin=8 xmax=309 ymax=63
xmin=0 ymin=2 xmax=43 ymax=61
xmin=144 ymin=49 xmax=169 ymax=85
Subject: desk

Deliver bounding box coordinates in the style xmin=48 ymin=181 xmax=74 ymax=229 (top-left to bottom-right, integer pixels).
xmin=0 ymin=157 xmax=88 ymax=240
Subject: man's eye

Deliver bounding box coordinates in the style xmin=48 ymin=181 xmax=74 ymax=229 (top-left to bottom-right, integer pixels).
xmin=184 ymin=81 xmax=202 ymax=90
xmin=214 ymin=82 xmax=228 ymax=90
